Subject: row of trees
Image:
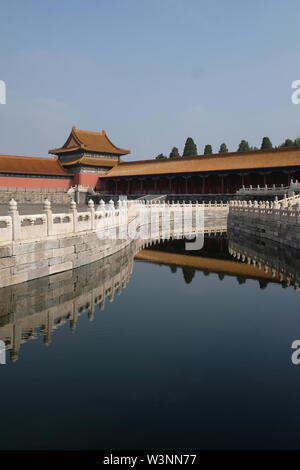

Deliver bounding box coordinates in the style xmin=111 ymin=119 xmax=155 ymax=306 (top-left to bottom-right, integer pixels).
xmin=155 ymin=136 xmax=300 ymax=159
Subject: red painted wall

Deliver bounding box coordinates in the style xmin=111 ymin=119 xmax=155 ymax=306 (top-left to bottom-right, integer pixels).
xmin=0 ymin=176 xmax=72 ymax=189
xmin=73 ymin=173 xmax=100 ymax=188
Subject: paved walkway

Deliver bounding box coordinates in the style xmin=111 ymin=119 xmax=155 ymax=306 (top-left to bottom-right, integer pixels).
xmin=0 ymin=204 xmax=89 ymax=216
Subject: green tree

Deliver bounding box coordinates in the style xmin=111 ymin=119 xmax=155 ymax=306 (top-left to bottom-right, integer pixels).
xmin=219 ymin=143 xmax=228 ymax=153
xmin=169 ymin=147 xmax=180 ymax=158
xmin=261 ymin=137 xmax=273 ymax=149
xmin=183 ymin=137 xmax=197 ymax=156
xmin=204 ymin=144 xmax=213 ymax=155
xmin=294 ymin=137 xmax=300 ymax=146
xmin=155 ymin=153 xmax=167 ymax=160
xmin=281 ymin=138 xmax=294 ymax=147
xmin=237 ymin=140 xmax=250 ymax=152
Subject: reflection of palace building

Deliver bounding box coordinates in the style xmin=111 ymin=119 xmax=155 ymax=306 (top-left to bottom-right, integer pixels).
xmin=135 ymin=235 xmax=298 ymax=289
xmin=1 ymin=127 xmax=300 ymax=195
xmin=0 ymin=234 xmax=297 ymax=362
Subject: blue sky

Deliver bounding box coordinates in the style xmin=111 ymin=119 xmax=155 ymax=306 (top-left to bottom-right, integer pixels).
xmin=1 ymin=0 xmax=300 ymax=160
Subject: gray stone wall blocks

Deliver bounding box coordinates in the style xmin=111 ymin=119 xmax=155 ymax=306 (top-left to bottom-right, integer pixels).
xmin=0 ymin=230 xmax=133 ymax=288
xmin=0 ymin=189 xmax=70 ymax=204
xmin=228 ymin=210 xmax=300 ymax=250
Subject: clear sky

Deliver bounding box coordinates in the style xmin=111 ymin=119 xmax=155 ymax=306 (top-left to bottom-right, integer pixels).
xmin=1 ymin=0 xmax=300 ymax=160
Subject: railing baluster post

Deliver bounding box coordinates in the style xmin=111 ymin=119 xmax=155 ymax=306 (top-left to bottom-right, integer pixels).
xmin=88 ymin=199 xmax=95 ymax=230
xmin=70 ymin=199 xmax=77 ymax=233
xmin=44 ymin=198 xmax=53 ymax=236
xmin=9 ymin=198 xmax=20 ymax=241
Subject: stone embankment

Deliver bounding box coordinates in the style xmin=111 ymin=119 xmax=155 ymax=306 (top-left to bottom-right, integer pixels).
xmin=0 ymin=198 xmax=229 ymax=288
xmin=228 ymin=196 xmax=300 ymax=249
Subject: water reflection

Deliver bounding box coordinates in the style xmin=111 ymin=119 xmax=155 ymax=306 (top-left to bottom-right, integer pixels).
xmin=135 ymin=234 xmax=293 ymax=289
xmin=227 ymin=228 xmax=300 ymax=290
xmin=0 ymin=232 xmax=298 ymax=362
xmin=0 ymin=242 xmax=137 ymax=362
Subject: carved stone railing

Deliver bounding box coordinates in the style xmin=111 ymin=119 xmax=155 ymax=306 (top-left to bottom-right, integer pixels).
xmin=236 ymin=180 xmax=300 ymax=197
xmin=228 ymin=196 xmax=300 ymax=248
xmin=0 ymin=197 xmax=230 ymax=287
xmin=0 ymin=198 xmax=229 ymax=243
xmin=229 ymin=197 xmax=300 ymax=223
xmin=0 ymin=198 xmax=130 ymax=242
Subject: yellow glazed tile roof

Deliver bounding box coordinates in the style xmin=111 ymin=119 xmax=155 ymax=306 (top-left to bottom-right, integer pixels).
xmin=0 ymin=154 xmax=73 ymax=176
xmin=103 ymin=146 xmax=300 ymax=178
xmin=61 ymin=155 xmax=121 ymax=167
xmin=49 ymin=127 xmax=130 ymax=156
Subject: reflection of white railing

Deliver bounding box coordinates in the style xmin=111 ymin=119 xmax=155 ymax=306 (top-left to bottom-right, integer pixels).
xmin=0 ymin=198 xmax=229 ymax=243
xmin=236 ymin=180 xmax=300 ymax=197
xmin=0 ymin=243 xmax=136 ymax=362
xmin=228 ymin=240 xmax=299 ymax=290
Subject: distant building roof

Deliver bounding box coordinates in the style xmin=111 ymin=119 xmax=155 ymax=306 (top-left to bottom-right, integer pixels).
xmin=0 ymin=155 xmax=72 ymax=176
xmin=103 ymin=146 xmax=300 ymax=178
xmin=49 ymin=127 xmax=130 ymax=156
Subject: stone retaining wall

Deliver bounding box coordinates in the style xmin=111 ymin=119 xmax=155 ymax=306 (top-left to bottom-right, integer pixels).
xmin=0 ymin=198 xmax=230 ymax=288
xmin=0 ymin=187 xmax=71 ymax=204
xmin=228 ymin=200 xmax=300 ymax=249
xmin=0 ymin=231 xmax=132 ymax=289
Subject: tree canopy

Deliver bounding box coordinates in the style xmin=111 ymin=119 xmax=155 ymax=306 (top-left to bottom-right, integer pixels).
xmin=204 ymin=144 xmax=213 ymax=155
xmin=183 ymin=137 xmax=197 ymax=156
xmin=154 ymin=135 xmax=300 ymax=161
xmin=281 ymin=138 xmax=294 ymax=148
xmin=237 ymin=140 xmax=250 ymax=152
xmin=261 ymin=137 xmax=273 ymax=149
xmin=219 ymin=143 xmax=228 ymax=153
xmin=169 ymin=147 xmax=180 ymax=158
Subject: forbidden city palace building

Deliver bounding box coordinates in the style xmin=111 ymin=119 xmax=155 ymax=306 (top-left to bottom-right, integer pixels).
xmin=49 ymin=126 xmax=130 ymax=188
xmin=100 ymin=146 xmax=300 ymax=195
xmin=1 ymin=127 xmax=300 ymax=197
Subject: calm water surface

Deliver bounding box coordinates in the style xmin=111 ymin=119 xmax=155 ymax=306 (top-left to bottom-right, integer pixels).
xmin=0 ymin=235 xmax=300 ymax=450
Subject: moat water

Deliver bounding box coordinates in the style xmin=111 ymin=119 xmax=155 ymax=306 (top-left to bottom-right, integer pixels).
xmin=0 ymin=233 xmax=300 ymax=450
